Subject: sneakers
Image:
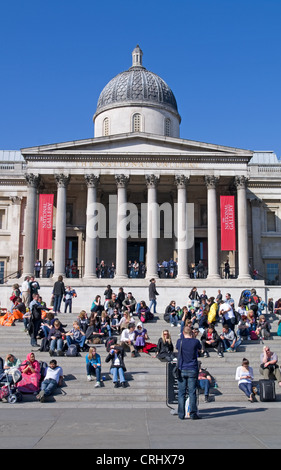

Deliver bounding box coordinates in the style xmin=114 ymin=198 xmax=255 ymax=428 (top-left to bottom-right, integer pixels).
xmin=95 ymin=381 xmax=101 ymax=388
xmin=36 ymin=390 xmax=45 ymax=402
xmin=87 ymin=375 xmax=94 ymax=382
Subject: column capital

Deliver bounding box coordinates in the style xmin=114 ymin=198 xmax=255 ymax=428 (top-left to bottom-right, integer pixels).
xmin=24 ymin=173 xmax=41 ymax=188
xmin=55 ymin=173 xmax=70 ymax=188
xmin=205 ymin=175 xmax=219 ymax=189
xmin=175 ymin=174 xmax=190 ymax=189
xmin=145 ymin=174 xmax=160 ymax=188
xmin=115 ymin=174 xmax=130 ymax=188
xmin=9 ymin=195 xmax=23 ymax=205
xmin=84 ymin=174 xmax=100 ymax=188
xmin=234 ymin=175 xmax=249 ymax=190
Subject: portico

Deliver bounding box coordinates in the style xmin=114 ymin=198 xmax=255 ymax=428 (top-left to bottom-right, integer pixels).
xmin=20 ymin=132 xmax=253 ymax=282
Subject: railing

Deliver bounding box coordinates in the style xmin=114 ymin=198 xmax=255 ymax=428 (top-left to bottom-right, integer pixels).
xmin=0 ymin=270 xmax=22 ymax=284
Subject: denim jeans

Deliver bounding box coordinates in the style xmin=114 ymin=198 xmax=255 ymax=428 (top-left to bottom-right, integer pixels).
xmin=86 ymin=363 xmax=101 ymax=381
xmin=149 ymin=299 xmax=157 ymax=314
xmin=198 ymin=378 xmax=210 ymax=396
xmin=53 ymin=295 xmax=62 ymax=313
xmin=50 ymin=338 xmax=63 ymax=352
xmin=222 ymin=338 xmax=241 ymax=351
xmin=41 ymin=378 xmax=58 ymax=396
xmin=177 ymin=369 xmax=198 ymax=419
xmin=66 ymin=335 xmax=86 ymax=349
xmin=110 ymin=367 xmax=125 ymax=383
xmin=170 ymin=314 xmax=178 ymax=326
xmin=239 ymin=382 xmax=252 ymax=398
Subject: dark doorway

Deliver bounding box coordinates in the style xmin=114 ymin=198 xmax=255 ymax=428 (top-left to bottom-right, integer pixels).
xmin=127 ymin=242 xmax=146 ymax=278
xmin=65 ymin=237 xmax=79 ymax=277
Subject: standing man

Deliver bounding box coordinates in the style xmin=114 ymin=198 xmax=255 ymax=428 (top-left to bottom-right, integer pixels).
xmin=21 ymin=276 xmax=30 ymax=308
xmin=64 ymin=286 xmax=77 ymax=314
xmin=148 ymin=278 xmax=159 ymax=314
xmin=176 ymin=325 xmax=202 ymax=420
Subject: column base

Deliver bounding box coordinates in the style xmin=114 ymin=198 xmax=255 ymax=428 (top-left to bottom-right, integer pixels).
xmin=145 ymin=274 xmax=159 ymax=280
xmin=207 ymin=274 xmax=221 ymax=280
xmin=83 ymin=275 xmax=97 ymax=281
xmin=238 ymin=274 xmax=252 ymax=281
xmin=177 ymin=274 xmax=190 ymax=280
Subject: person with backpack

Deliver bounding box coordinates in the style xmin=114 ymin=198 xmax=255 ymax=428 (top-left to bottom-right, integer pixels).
xmin=219 ymin=325 xmax=241 ymax=352
xmin=29 ymin=293 xmax=46 ymax=347
xmin=48 ymin=319 xmax=66 ymax=356
xmin=65 ymin=321 xmax=86 ymax=351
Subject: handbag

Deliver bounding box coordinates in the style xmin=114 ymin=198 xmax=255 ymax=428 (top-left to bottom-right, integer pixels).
xmin=174 ymin=339 xmax=182 ymax=379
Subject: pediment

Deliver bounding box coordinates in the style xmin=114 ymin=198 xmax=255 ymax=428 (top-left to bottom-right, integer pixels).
xmin=21 ymin=132 xmax=253 ymax=162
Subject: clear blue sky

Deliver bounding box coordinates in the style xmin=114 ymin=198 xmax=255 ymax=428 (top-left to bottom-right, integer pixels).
xmin=1 ymin=0 xmax=281 ymax=157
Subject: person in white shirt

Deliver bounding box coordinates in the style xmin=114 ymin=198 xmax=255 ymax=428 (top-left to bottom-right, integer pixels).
xmin=219 ymin=301 xmax=235 ymax=331
xmin=235 ymin=358 xmax=256 ymax=402
xmin=37 ymin=360 xmax=63 ymax=402
xmin=120 ymin=323 xmax=136 ymax=357
xmin=21 ymin=276 xmax=30 ymax=307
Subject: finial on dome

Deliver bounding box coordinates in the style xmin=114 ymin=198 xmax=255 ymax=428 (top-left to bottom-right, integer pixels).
xmin=132 ymin=45 xmax=143 ymax=67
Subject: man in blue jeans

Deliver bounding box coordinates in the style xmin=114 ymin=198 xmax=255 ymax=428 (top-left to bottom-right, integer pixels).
xmin=37 ymin=360 xmax=63 ymax=402
xmin=176 ymin=325 xmax=202 ymax=420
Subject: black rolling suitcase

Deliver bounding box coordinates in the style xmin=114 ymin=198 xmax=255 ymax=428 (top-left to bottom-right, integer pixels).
xmin=259 ymin=379 xmax=276 ymax=402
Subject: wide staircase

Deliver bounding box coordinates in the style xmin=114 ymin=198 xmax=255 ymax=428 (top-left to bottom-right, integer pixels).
xmin=0 ymin=308 xmax=281 ymax=408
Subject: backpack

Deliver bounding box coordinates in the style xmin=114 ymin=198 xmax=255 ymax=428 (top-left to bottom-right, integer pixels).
xmin=241 ymin=290 xmax=251 ymax=305
xmin=234 ymin=310 xmax=241 ymax=325
xmin=39 ymin=361 xmax=48 ymax=380
xmin=40 ymin=337 xmax=50 ymax=352
xmin=105 ymin=337 xmax=117 ymax=352
xmin=65 ymin=344 xmax=78 ymax=357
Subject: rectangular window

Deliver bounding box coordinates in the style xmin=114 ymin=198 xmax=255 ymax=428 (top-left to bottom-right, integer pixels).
xmin=267 ymin=211 xmax=276 ymax=232
xmin=0 ymin=209 xmax=6 ymax=230
xmin=266 ymin=263 xmax=279 ymax=284
xmin=0 ymin=261 xmax=4 ymax=284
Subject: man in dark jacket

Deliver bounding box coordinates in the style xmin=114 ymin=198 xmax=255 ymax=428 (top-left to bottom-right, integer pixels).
xmin=201 ymin=325 xmax=224 ymax=358
xmin=176 ymin=326 xmax=201 ymax=420
xmin=148 ymin=278 xmax=159 ymax=314
xmin=105 ymin=346 xmax=127 ymax=388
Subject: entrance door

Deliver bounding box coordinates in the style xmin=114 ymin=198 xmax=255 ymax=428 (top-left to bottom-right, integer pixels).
xmin=65 ymin=237 xmax=79 ymax=278
xmin=195 ymin=238 xmax=208 ymax=266
xmin=127 ymin=242 xmax=146 ymax=278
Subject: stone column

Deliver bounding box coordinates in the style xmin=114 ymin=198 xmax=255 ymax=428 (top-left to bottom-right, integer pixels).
xmin=250 ymin=198 xmax=263 ymax=276
xmin=145 ymin=174 xmax=160 ymax=279
xmin=235 ymin=176 xmax=251 ymax=279
xmin=115 ymin=174 xmax=129 ymax=279
xmin=9 ymin=196 xmax=23 ymax=275
xmin=54 ymin=174 xmax=70 ymax=277
xmin=84 ymin=174 xmax=100 ymax=279
xmin=22 ymin=174 xmax=40 ymax=277
xmin=205 ymin=176 xmax=220 ymax=279
xmin=175 ymin=175 xmax=190 ymax=279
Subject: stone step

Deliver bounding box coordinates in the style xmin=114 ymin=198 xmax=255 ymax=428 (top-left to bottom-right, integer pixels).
xmin=1 ymin=310 xmax=281 ymax=408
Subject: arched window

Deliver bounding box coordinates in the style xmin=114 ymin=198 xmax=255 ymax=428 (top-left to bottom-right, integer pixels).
xmin=165 ymin=118 xmax=171 ymax=136
xmin=133 ymin=113 xmax=141 ymax=132
xmin=103 ymin=117 xmax=109 ymax=136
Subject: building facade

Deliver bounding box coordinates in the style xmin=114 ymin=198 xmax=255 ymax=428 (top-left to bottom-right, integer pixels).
xmin=0 ymin=46 xmax=281 ymax=288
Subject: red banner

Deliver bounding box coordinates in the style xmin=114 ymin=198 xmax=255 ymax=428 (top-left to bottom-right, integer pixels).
xmin=220 ymin=196 xmax=236 ymax=251
xmin=37 ymin=194 xmax=54 ymax=249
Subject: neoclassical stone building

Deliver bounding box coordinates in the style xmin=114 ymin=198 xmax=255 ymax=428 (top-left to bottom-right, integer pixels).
xmin=0 ymin=46 xmax=281 ymax=300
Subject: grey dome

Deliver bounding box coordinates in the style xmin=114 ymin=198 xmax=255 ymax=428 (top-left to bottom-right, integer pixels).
xmin=95 ymin=46 xmax=179 ymax=116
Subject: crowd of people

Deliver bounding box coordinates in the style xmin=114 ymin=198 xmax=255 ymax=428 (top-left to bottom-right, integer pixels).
xmin=1 ymin=276 xmax=281 ymax=409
